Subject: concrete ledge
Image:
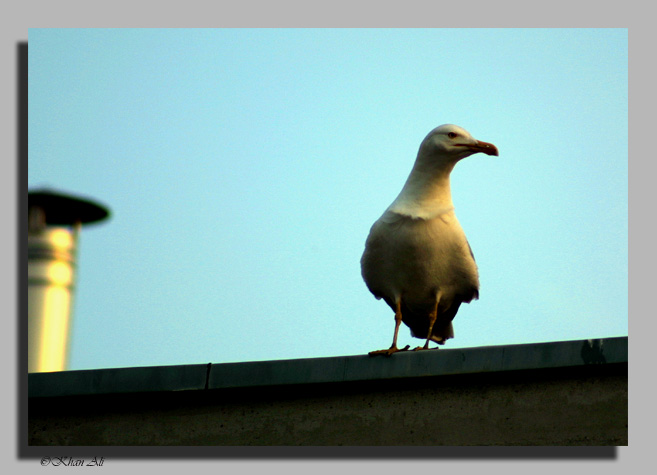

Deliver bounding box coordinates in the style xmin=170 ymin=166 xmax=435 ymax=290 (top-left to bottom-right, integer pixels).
xmin=208 ymin=337 xmax=625 ymax=389
xmin=28 ymin=337 xmax=627 ymax=398
xmin=27 ymin=337 xmax=627 ymax=446
xmin=28 ymin=363 xmax=209 ymax=398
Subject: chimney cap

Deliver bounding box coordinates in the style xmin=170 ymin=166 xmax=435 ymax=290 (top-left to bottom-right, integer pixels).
xmin=28 ymin=189 xmax=110 ymax=226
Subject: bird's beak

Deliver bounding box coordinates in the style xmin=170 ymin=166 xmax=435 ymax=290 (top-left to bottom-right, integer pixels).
xmin=468 ymin=140 xmax=499 ymax=156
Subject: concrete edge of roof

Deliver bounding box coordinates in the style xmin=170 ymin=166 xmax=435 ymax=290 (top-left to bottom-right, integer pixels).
xmin=28 ymin=336 xmax=627 ymax=398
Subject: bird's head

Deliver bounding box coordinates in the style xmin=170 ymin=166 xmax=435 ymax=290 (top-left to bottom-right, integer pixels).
xmin=419 ymin=124 xmax=499 ymax=163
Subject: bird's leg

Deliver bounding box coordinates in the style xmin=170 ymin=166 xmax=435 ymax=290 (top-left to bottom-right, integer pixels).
xmin=369 ymin=298 xmax=410 ymax=356
xmin=414 ymin=291 xmax=442 ymax=351
xmin=389 ymin=299 xmax=407 ymax=351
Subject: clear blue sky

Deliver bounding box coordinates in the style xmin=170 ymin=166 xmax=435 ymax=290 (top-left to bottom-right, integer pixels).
xmin=28 ymin=28 xmax=627 ymax=370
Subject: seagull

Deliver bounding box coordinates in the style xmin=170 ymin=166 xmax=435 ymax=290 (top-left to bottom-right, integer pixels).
xmin=361 ymin=124 xmax=498 ymax=355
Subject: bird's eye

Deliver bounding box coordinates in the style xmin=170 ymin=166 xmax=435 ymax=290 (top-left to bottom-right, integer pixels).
xmin=447 ymin=132 xmax=458 ymax=139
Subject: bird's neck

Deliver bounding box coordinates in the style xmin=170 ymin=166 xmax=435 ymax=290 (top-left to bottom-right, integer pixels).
xmin=387 ymin=160 xmax=456 ymax=220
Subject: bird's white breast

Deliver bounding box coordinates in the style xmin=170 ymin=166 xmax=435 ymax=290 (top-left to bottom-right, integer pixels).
xmin=361 ymin=208 xmax=479 ymax=313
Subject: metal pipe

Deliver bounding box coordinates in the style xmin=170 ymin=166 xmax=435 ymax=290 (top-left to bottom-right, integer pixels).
xmin=27 ymin=190 xmax=109 ymax=373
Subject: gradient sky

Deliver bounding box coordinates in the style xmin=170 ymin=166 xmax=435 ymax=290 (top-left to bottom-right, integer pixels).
xmin=28 ymin=28 xmax=628 ymax=371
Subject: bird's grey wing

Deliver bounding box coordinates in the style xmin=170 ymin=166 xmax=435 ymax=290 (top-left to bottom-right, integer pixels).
xmin=360 ymin=214 xmax=406 ymax=310
xmin=466 ymin=239 xmax=476 ymax=262
xmin=464 ymin=239 xmax=479 ymax=300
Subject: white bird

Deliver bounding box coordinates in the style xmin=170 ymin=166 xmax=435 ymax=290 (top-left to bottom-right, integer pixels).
xmin=361 ymin=124 xmax=498 ymax=355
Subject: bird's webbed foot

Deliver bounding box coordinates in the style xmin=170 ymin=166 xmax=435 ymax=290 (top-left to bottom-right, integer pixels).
xmin=413 ymin=343 xmax=440 ymax=351
xmin=368 ymin=345 xmax=410 ymax=356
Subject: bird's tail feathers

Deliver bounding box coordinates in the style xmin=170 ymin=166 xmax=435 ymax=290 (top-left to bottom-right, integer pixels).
xmin=410 ymin=321 xmax=454 ymax=344
xmin=403 ymin=300 xmax=459 ymax=343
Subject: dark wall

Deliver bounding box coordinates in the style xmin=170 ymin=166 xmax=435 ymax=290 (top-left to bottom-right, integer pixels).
xmin=28 ymin=363 xmax=627 ymax=446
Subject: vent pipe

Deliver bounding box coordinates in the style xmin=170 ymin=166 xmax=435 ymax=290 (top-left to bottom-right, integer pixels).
xmin=28 ymin=189 xmax=110 ymax=373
